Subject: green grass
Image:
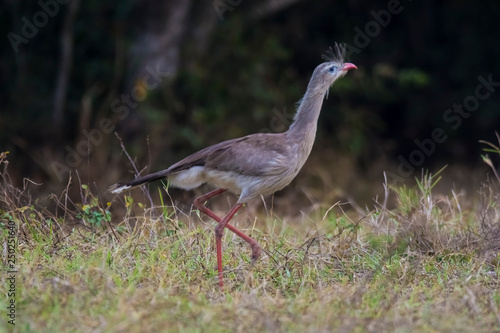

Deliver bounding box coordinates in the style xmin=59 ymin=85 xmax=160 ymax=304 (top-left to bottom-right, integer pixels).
xmin=1 ymin=152 xmax=500 ymax=332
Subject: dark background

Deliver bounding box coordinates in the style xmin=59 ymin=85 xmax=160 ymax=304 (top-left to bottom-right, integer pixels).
xmin=1 ymin=0 xmax=499 ymax=208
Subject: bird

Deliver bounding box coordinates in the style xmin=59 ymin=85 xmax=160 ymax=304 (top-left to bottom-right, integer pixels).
xmin=109 ymin=43 xmax=356 ymax=288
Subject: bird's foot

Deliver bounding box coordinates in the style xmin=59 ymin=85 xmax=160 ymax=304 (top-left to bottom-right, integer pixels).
xmin=250 ymin=243 xmax=261 ymax=265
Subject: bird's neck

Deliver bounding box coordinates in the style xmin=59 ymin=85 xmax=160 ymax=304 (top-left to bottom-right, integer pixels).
xmin=286 ymin=89 xmax=326 ymax=161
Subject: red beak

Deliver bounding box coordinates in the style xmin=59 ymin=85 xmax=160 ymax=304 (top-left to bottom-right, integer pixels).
xmin=342 ymin=63 xmax=357 ymax=71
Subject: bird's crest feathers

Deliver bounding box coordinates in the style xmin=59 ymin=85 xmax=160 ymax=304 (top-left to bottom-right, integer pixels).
xmin=321 ymin=42 xmax=346 ymax=64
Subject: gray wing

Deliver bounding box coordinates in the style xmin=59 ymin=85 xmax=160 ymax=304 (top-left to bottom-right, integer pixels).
xmin=167 ymin=133 xmax=289 ymax=176
xmin=205 ymin=133 xmax=289 ymax=176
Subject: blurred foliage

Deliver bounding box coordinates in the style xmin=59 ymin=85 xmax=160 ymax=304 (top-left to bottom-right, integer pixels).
xmin=1 ymin=0 xmax=499 ymax=188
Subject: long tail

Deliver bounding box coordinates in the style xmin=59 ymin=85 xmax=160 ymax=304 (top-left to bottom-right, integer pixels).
xmin=109 ymin=170 xmax=170 ymax=193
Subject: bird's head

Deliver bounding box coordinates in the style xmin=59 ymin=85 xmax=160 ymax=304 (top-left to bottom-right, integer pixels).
xmin=307 ymin=43 xmax=357 ymax=96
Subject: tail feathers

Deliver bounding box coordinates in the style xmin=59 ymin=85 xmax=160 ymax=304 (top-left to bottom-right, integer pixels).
xmin=109 ymin=170 xmax=169 ymax=194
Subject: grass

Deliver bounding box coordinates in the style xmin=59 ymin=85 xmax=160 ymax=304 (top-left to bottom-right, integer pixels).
xmin=1 ymin=148 xmax=500 ymax=332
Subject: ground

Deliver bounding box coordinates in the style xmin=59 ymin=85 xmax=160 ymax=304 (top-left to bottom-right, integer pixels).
xmin=1 ymin=161 xmax=500 ymax=332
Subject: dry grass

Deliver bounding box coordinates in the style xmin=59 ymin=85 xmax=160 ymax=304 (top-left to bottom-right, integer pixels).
xmin=1 ymin=150 xmax=500 ymax=332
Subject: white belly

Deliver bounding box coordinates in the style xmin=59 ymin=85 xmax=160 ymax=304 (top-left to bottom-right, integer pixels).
xmin=167 ymin=166 xmax=299 ymax=204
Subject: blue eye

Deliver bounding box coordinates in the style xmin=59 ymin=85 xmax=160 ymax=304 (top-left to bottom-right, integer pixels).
xmin=328 ymin=66 xmax=337 ymax=73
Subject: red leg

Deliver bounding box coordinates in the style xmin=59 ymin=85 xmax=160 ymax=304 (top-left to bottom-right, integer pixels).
xmin=194 ymin=190 xmax=261 ymax=261
xmin=193 ymin=188 xmax=227 ymax=211
xmin=214 ymin=203 xmax=242 ymax=288
xmin=194 ymin=189 xmax=262 ymax=288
